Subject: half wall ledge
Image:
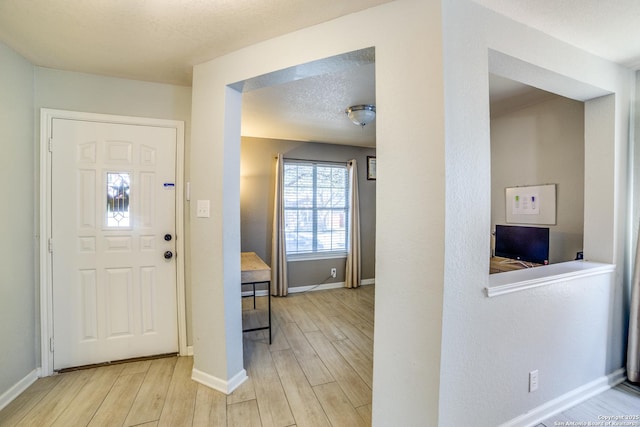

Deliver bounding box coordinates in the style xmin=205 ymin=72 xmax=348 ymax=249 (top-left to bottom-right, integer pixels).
xmin=486 ymin=260 xmax=615 ymax=297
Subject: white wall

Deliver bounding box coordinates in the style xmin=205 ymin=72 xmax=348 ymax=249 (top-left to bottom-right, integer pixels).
xmin=34 ymin=68 xmax=194 ymax=346
xmin=491 ymin=95 xmax=585 ymax=264
xmin=190 ymin=0 xmax=445 ymax=423
xmin=441 ymin=1 xmax=633 ymax=425
xmin=0 ymin=42 xmax=36 ymax=399
xmin=2 ymin=1 xmax=634 ymax=424
xmin=633 ymin=71 xmax=640 ymax=297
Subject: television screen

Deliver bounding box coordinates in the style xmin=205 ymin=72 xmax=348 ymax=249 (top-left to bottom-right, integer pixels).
xmin=494 ymin=225 xmax=549 ymax=265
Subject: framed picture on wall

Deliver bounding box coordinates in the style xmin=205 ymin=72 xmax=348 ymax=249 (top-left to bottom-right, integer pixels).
xmin=367 ymin=156 xmax=376 ymax=180
xmin=505 ymin=184 xmax=556 ymax=225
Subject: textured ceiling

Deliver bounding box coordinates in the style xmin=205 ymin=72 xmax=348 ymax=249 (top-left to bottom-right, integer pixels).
xmin=0 ymin=0 xmax=392 ymax=86
xmin=3 ymin=0 xmax=637 ymax=147
xmin=0 ymin=0 xmax=386 ymax=147
xmin=240 ymin=49 xmax=376 ymax=147
xmin=474 ymin=0 xmax=640 ymax=69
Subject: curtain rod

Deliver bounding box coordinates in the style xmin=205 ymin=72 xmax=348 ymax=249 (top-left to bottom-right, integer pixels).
xmin=275 ymin=156 xmax=350 ymax=166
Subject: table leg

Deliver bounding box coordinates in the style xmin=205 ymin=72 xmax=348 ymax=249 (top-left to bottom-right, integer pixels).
xmin=241 ymin=281 xmax=272 ymax=345
xmin=268 ymin=286 xmax=272 ymax=344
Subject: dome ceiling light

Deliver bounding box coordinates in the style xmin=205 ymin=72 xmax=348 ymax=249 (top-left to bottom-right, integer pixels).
xmin=345 ymin=104 xmax=376 ymax=127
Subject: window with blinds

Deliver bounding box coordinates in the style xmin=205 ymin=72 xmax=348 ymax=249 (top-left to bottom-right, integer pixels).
xmin=283 ymin=160 xmax=349 ymax=257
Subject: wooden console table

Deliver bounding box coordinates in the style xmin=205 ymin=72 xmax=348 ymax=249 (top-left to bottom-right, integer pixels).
xmin=241 ymin=252 xmax=271 ymax=344
xmin=490 ymin=256 xmax=543 ymax=274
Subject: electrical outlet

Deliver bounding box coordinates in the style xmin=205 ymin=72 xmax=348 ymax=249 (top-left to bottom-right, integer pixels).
xmin=529 ymin=370 xmax=539 ymax=392
xmin=331 ymin=268 xmax=337 ymax=278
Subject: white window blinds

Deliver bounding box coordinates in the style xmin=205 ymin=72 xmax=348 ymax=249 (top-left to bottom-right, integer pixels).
xmin=283 ymin=160 xmax=349 ymax=256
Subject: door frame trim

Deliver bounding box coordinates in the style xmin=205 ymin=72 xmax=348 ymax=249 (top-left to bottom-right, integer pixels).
xmin=39 ymin=108 xmax=187 ymax=376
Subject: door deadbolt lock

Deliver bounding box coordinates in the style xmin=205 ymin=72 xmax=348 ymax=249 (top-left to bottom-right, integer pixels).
xmin=164 ymin=251 xmax=173 ymax=259
xmin=164 ymin=234 xmax=172 ymax=241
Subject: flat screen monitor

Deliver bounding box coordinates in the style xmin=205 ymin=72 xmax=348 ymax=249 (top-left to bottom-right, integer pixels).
xmin=494 ymin=225 xmax=549 ymax=265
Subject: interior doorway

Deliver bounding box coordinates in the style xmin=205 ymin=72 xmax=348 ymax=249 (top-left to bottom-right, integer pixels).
xmin=237 ymin=47 xmax=377 ymax=297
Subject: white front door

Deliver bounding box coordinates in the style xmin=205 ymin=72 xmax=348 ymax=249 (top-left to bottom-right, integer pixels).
xmin=51 ymin=118 xmax=179 ymax=370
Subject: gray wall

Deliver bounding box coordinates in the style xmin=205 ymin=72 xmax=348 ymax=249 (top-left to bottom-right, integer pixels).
xmin=0 ymin=42 xmax=36 ymax=398
xmin=491 ymin=95 xmax=585 ymax=263
xmin=241 ymin=136 xmax=376 ymax=288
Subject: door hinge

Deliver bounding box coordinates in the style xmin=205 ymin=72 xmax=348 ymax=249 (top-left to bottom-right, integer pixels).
xmin=49 ymin=337 xmax=54 ymax=352
xmin=48 ymin=138 xmax=53 ymax=152
xmin=48 ymin=238 xmax=53 ymax=253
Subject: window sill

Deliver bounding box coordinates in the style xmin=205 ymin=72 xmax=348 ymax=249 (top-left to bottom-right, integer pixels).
xmin=287 ymin=252 xmax=347 ymax=262
xmin=485 ymin=260 xmax=615 ymax=297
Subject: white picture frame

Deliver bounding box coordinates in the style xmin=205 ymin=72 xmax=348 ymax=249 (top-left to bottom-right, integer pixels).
xmin=505 ymin=184 xmax=556 ymax=225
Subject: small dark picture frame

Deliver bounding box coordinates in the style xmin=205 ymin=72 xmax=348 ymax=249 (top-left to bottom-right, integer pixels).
xmin=367 ymin=156 xmax=376 ymax=180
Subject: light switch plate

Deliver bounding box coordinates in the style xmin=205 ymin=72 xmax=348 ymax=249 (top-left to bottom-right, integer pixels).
xmin=197 ymin=200 xmax=210 ymax=218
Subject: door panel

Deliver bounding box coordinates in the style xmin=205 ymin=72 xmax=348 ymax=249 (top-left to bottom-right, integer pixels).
xmin=52 ymin=119 xmax=178 ymax=370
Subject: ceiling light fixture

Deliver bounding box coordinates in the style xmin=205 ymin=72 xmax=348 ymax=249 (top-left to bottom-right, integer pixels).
xmin=345 ymin=104 xmax=376 ymax=127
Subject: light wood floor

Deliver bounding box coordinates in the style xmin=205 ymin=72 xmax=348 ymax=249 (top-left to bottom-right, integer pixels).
xmin=5 ymin=283 xmax=639 ymax=427
xmin=538 ymin=382 xmax=640 ymax=426
xmin=0 ymin=285 xmax=375 ymax=426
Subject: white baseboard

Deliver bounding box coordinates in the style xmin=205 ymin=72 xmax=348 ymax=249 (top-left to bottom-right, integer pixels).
xmin=499 ymin=368 xmax=627 ymax=427
xmin=186 ymin=346 xmax=194 ymax=356
xmin=0 ymin=368 xmax=40 ymax=411
xmin=241 ymin=278 xmax=375 ymax=297
xmin=191 ymin=367 xmax=247 ymax=395
xmin=289 ymin=282 xmax=344 ymax=293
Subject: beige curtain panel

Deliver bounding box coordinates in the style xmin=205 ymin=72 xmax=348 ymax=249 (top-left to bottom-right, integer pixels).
xmin=628 ymin=229 xmax=640 ymax=383
xmin=345 ymin=159 xmax=361 ymax=289
xmin=271 ymin=153 xmax=288 ymax=296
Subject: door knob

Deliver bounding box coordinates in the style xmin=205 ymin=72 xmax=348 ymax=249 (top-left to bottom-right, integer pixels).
xmin=164 ymin=234 xmax=172 ymax=241
xmin=164 ymin=251 xmax=173 ymax=259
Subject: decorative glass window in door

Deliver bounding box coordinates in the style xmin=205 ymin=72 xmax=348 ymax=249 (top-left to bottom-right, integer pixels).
xmin=106 ymin=172 xmax=130 ymax=227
